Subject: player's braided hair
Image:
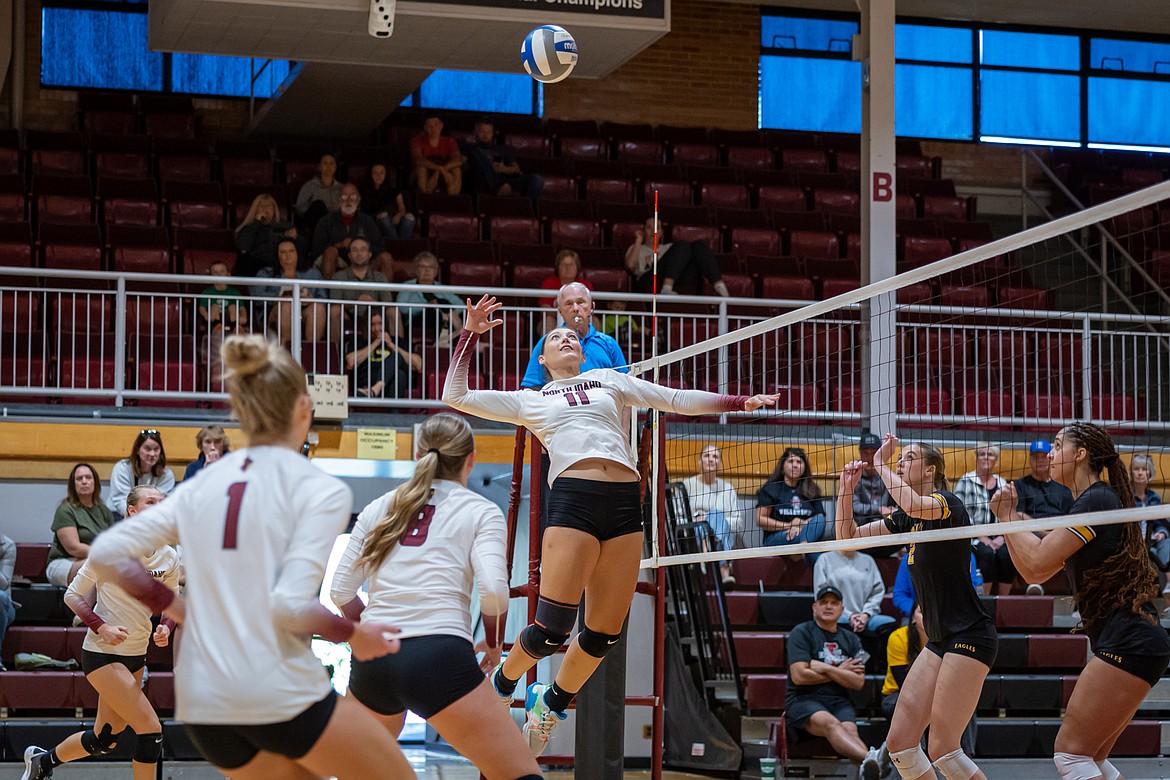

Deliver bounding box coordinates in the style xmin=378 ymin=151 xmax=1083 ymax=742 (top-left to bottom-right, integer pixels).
xmin=1061 ymin=422 xmax=1159 ymax=631
xmin=357 ymin=413 xmax=475 ymax=574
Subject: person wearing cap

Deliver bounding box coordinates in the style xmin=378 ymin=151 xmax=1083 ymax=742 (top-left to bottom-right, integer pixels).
xmin=854 ymin=432 xmax=903 ymax=558
xmin=785 ymin=586 xmax=883 ymax=780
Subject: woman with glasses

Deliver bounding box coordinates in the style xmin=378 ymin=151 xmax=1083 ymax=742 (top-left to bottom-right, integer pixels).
xmin=108 ymin=430 xmax=174 ymax=519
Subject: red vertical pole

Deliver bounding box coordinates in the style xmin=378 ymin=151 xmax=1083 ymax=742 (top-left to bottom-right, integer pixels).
xmin=505 ymin=426 xmax=527 ymax=583
xmin=651 ymin=420 xmax=666 ymax=780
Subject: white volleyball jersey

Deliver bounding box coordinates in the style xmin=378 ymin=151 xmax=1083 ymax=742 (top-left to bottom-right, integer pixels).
xmin=88 ymin=447 xmax=353 ymax=725
xmin=66 ymin=547 xmax=180 ymax=656
xmin=330 ymin=480 xmax=508 ymax=642
xmin=443 ymin=330 xmax=747 ymax=484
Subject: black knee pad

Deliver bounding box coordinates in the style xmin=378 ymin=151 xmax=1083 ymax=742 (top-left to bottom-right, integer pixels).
xmin=519 ymin=596 xmax=577 ymax=659
xmin=133 ymin=732 xmax=163 ymax=764
xmin=82 ymin=723 xmax=123 ymax=756
xmin=578 ymin=625 xmax=621 ymax=658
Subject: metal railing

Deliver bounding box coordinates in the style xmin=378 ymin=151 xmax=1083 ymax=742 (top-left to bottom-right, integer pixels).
xmin=1 ymin=265 xmax=1168 ymax=430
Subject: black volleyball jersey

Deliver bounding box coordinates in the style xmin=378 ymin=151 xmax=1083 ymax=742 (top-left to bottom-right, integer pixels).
xmin=1065 ymin=481 xmax=1160 ymax=643
xmin=884 ymin=490 xmax=991 ymax=640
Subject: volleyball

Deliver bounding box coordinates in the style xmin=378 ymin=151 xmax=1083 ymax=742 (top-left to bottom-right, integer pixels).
xmin=521 ymin=25 xmax=578 ymax=84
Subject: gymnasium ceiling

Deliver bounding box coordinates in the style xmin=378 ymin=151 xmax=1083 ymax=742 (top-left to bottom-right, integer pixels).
xmin=758 ymin=0 xmax=1170 ymax=36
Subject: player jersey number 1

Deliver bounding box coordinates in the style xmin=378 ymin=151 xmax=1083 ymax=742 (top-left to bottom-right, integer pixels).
xmin=223 ymin=482 xmax=247 ymax=549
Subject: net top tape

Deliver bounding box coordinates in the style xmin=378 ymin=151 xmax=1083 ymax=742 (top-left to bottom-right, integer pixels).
xmin=641 ymin=501 xmax=1170 ymax=569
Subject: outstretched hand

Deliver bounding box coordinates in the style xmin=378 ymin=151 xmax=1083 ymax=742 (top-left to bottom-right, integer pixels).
xmin=839 ymin=460 xmax=867 ymax=494
xmin=464 ymin=294 xmax=504 ymax=335
xmin=875 ymin=433 xmax=899 ymax=466
xmin=744 ymin=393 xmax=780 ymax=412
xmin=990 ymin=483 xmax=1020 ymax=523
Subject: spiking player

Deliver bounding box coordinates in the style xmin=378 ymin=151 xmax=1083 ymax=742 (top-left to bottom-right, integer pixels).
xmin=330 ymin=412 xmax=543 ymax=780
xmin=87 ymin=335 xmax=415 ymax=780
xmin=24 ymin=486 xmax=177 ymax=780
xmin=443 ymin=294 xmax=779 ymax=755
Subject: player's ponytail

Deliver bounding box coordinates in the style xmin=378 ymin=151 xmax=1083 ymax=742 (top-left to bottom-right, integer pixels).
xmin=221 ymin=335 xmax=306 ymax=439
xmin=1062 ymin=422 xmax=1158 ymax=630
xmin=357 ymin=413 xmax=475 ymax=573
xmin=913 ymin=442 xmax=949 ymax=492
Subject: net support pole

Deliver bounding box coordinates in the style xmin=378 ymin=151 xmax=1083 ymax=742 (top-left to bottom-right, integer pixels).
xmin=856 ymin=0 xmax=898 ymax=438
xmin=527 ymin=434 xmax=543 ymax=691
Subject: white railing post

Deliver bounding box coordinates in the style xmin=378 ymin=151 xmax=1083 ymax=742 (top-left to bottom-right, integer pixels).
xmin=1082 ymin=315 xmax=1093 ymax=421
xmin=114 ymin=277 xmax=127 ymax=408
xmin=291 ymin=282 xmax=303 ymax=362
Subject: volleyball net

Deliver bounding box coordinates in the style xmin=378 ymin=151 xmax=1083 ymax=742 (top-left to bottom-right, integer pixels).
xmin=632 ymin=179 xmax=1170 ymax=570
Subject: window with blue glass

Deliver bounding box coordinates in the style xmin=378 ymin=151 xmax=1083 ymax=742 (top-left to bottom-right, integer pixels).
xmin=1089 ymin=78 xmax=1170 ymax=148
xmin=980 ymin=71 xmax=1080 ymax=142
xmin=896 ymin=24 xmax=972 ymax=64
xmin=761 ymin=16 xmax=858 ymax=53
xmin=1091 ymin=39 xmax=1170 ymax=74
xmin=41 ymin=8 xmax=162 ymax=91
xmin=759 ymin=56 xmax=860 ymax=133
xmin=896 ymin=64 xmax=972 ymax=140
xmin=411 ymin=70 xmax=539 ymax=115
xmin=172 ymin=55 xmax=292 ymax=99
xmin=980 ymin=30 xmax=1079 ymax=70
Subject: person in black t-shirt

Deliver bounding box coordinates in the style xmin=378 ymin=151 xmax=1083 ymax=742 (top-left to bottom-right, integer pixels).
xmin=344 ymin=311 xmax=422 ymax=398
xmin=755 ymin=447 xmax=827 ymax=549
xmin=992 ymin=422 xmax=1170 ymax=780
xmin=836 ymin=434 xmax=995 ymax=780
xmin=785 ymin=586 xmax=882 ymax=780
xmin=1014 ymin=439 xmax=1073 ymax=520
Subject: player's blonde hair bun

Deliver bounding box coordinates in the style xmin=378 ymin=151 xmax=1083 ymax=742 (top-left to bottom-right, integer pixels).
xmin=221 ymin=335 xmax=307 ymax=438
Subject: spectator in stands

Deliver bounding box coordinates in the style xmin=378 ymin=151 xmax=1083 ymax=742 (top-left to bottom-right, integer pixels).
xmin=882 ymin=602 xmax=977 ymax=756
xmin=1131 ymin=455 xmax=1170 ymax=578
xmin=26 ymin=486 xmax=179 ymax=780
xmin=183 ymin=425 xmax=230 ymax=481
xmin=756 ymin=447 xmax=826 ymax=549
xmin=295 ymin=152 xmax=343 ymax=236
xmin=396 ymin=251 xmax=464 ymax=346
xmin=361 ymin=162 xmax=416 ymax=240
xmin=598 ymin=298 xmax=639 ymax=345
xmin=235 ymin=193 xmax=298 ymax=277
xmin=891 ymin=553 xmax=983 ymax=619
xmin=624 ymin=218 xmax=730 ymax=297
xmin=0 ymin=533 xmax=15 ymax=669
xmin=312 ymin=183 xmax=390 ymax=281
xmin=196 ymin=260 xmax=245 ymax=332
xmin=204 ymin=302 xmax=254 ymax=388
xmin=255 ymin=238 xmax=328 ymax=342
xmin=109 ymin=430 xmax=175 ymax=519
xmin=461 ymin=116 xmax=543 ymax=201
xmin=520 ymin=283 xmax=628 ymax=389
xmin=411 ymin=115 xmax=463 ymax=195
xmin=328 ymin=236 xmax=398 ymax=342
xmin=813 ymin=548 xmax=896 ymax=637
xmin=539 ymin=249 xmax=593 ymax=308
xmin=1012 ymin=439 xmax=1075 ymax=597
xmin=954 ymin=443 xmax=1012 ymax=595
xmin=854 ymin=431 xmax=903 ymax=558
xmin=47 ymin=463 xmax=114 ymax=586
xmin=344 ymin=310 xmax=422 ymax=398
xmin=681 ymin=444 xmax=742 ymax=584
xmin=785 ymin=586 xmax=883 ymax=779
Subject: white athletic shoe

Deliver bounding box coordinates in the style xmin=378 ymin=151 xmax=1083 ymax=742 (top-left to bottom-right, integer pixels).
xmin=23 ymin=746 xmax=52 ymax=780
xmin=522 ymin=682 xmax=566 ymax=757
xmin=861 ymin=746 xmax=881 ymax=780
xmin=489 ymin=656 xmax=513 ymax=708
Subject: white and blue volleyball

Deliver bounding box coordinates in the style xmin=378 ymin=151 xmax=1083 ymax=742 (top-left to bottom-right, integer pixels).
xmin=521 ymin=25 xmax=578 ymax=84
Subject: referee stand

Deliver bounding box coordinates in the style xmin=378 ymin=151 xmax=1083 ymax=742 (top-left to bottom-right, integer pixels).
xmin=498 ymin=428 xmax=666 ymax=780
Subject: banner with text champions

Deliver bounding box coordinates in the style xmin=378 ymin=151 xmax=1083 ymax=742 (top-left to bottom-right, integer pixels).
xmin=426 ymin=0 xmax=665 ymax=20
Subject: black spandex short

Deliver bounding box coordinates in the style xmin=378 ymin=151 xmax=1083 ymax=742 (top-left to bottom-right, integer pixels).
xmin=925 ymin=619 xmax=998 ymax=669
xmin=184 ymin=690 xmax=337 ymax=770
xmin=784 ymin=694 xmax=856 ymax=732
xmin=546 ymin=477 xmax=642 ymax=541
xmin=81 ymin=649 xmax=146 ymax=676
xmin=349 ymin=635 xmax=484 ymax=718
xmin=1091 ymin=609 xmax=1170 ymax=687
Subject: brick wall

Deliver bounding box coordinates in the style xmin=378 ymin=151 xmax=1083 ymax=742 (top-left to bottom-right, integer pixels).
xmin=543 ymin=0 xmax=761 ymax=130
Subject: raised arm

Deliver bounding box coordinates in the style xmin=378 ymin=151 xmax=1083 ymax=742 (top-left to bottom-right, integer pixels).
xmin=874 ymin=434 xmax=948 ymax=521
xmin=615 ymin=372 xmax=776 ymax=417
xmin=441 ymin=296 xmax=525 ymax=424
xmin=835 ymin=460 xmax=891 ymax=541
xmin=471 ymin=506 xmax=510 ymax=662
xmin=991 ymin=483 xmax=1084 ymax=583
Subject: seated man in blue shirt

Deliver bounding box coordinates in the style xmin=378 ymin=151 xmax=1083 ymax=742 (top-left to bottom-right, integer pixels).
xmin=521 ymin=282 xmax=628 ymax=388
